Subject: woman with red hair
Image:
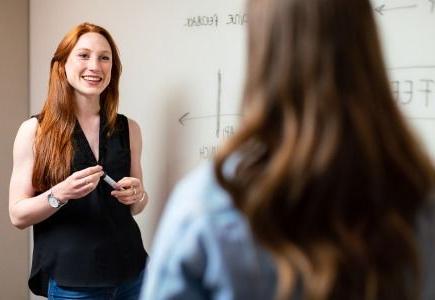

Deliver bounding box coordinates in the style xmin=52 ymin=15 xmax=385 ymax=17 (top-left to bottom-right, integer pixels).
xmin=9 ymin=23 xmax=148 ymax=299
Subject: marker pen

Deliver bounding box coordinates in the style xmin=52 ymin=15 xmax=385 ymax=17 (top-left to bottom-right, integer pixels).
xmin=102 ymin=172 xmax=124 ymax=190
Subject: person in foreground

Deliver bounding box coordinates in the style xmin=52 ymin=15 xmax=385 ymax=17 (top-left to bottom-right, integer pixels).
xmin=9 ymin=23 xmax=148 ymax=299
xmin=141 ymin=0 xmax=435 ymax=299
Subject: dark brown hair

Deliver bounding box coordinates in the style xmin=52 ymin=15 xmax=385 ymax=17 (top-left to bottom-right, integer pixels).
xmin=33 ymin=22 xmax=122 ymax=192
xmin=215 ymin=0 xmax=435 ymax=299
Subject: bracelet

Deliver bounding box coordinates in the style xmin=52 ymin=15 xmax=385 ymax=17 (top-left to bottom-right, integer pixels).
xmin=139 ymin=190 xmax=147 ymax=202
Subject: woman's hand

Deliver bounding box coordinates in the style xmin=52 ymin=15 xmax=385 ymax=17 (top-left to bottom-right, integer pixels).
xmin=110 ymin=177 xmax=147 ymax=206
xmin=52 ymin=165 xmax=104 ymax=202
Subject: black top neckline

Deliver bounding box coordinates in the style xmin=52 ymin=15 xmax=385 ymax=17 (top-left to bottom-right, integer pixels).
xmin=74 ymin=111 xmax=107 ymax=165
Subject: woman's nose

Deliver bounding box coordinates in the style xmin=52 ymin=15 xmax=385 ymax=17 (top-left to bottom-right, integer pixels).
xmin=87 ymin=57 xmax=101 ymax=71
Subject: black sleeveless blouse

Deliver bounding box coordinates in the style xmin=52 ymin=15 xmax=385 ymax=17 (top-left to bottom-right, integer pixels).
xmin=29 ymin=113 xmax=147 ymax=297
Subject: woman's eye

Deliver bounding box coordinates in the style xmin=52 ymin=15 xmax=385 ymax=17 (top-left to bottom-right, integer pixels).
xmin=100 ymin=56 xmax=111 ymax=61
xmin=78 ymin=53 xmax=89 ymax=59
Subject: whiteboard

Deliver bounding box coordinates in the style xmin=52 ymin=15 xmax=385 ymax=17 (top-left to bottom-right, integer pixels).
xmin=30 ymin=0 xmax=435 ymax=254
xmin=374 ymin=0 xmax=435 ymax=154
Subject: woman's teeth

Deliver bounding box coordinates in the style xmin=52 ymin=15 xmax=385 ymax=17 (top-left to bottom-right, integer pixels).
xmin=82 ymin=75 xmax=102 ymax=82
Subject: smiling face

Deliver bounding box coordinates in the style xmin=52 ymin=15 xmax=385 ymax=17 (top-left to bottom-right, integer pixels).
xmin=65 ymin=32 xmax=112 ymax=100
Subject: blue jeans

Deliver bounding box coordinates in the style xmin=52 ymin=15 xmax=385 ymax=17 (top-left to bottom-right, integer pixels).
xmin=47 ymin=270 xmax=144 ymax=300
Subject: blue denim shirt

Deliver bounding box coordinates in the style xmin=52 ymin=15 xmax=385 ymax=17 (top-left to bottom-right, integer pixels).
xmin=140 ymin=162 xmax=277 ymax=300
xmin=141 ymin=162 xmax=435 ymax=300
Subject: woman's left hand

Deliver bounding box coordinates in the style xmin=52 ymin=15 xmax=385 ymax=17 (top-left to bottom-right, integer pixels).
xmin=111 ymin=177 xmax=147 ymax=205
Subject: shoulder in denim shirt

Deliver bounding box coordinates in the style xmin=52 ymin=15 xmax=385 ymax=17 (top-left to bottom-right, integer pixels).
xmin=141 ymin=162 xmax=277 ymax=300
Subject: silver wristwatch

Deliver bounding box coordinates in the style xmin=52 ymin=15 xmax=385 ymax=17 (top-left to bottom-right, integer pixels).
xmin=48 ymin=190 xmax=68 ymax=209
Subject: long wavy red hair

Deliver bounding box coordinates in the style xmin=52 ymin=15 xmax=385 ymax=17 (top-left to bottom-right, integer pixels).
xmin=33 ymin=22 xmax=122 ymax=192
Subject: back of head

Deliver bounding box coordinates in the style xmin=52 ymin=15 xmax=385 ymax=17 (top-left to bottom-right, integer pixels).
xmin=215 ymin=0 xmax=435 ymax=299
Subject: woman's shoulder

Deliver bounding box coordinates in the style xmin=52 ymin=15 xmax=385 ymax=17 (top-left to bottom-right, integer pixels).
xmin=156 ymin=162 xmax=277 ymax=299
xmin=114 ymin=114 xmax=140 ymax=133
xmin=12 ymin=117 xmax=39 ymax=160
xmin=150 ymin=162 xmax=235 ymax=259
xmin=16 ymin=117 xmax=39 ymax=139
xmin=169 ymin=162 xmax=234 ymax=216
xmin=125 ymin=116 xmax=141 ymax=134
xmin=166 ymin=162 xmax=263 ymax=251
xmin=158 ymin=161 xmax=244 ymax=246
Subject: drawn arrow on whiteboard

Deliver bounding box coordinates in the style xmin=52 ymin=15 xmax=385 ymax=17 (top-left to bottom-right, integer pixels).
xmin=178 ymin=112 xmax=190 ymax=125
xmin=178 ymin=112 xmax=241 ymax=126
xmin=374 ymin=4 xmax=418 ymax=15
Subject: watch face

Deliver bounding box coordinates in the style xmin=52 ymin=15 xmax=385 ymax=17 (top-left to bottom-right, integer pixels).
xmin=48 ymin=194 xmax=60 ymax=208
